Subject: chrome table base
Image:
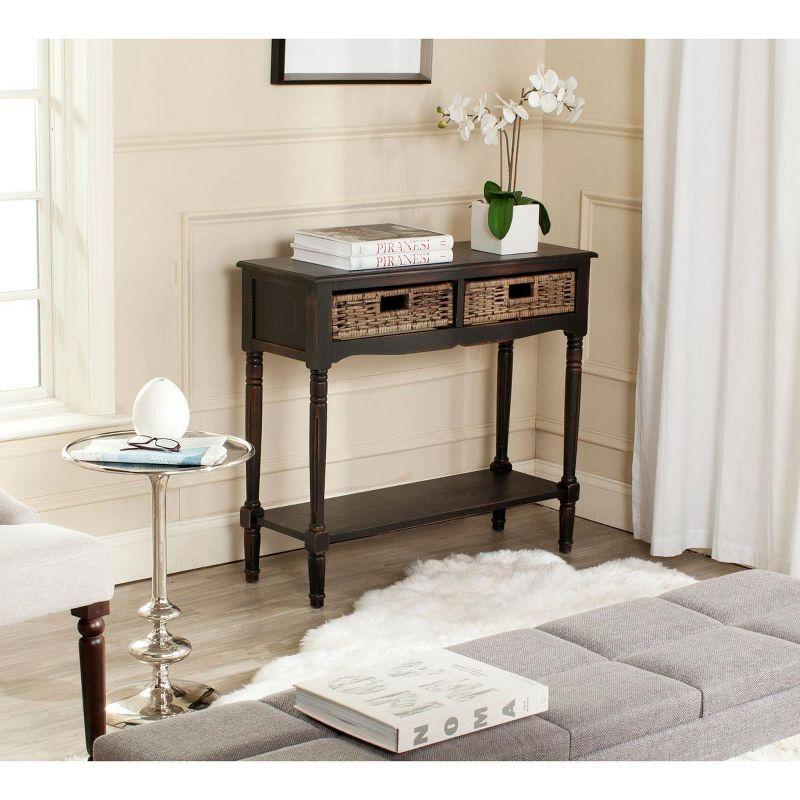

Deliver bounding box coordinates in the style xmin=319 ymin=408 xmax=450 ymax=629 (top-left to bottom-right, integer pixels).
xmin=108 ymin=473 xmax=218 ymax=726
xmin=106 ymin=681 xmax=219 ymax=727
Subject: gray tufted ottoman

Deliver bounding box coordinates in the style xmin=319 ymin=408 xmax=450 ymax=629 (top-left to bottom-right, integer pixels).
xmin=94 ymin=569 xmax=800 ymax=761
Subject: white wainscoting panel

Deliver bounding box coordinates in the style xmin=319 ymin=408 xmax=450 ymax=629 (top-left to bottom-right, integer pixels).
xmin=578 ymin=190 xmax=642 ymax=385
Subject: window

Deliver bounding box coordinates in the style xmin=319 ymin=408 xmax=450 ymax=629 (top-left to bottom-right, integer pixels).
xmin=0 ymin=41 xmax=52 ymax=403
xmin=0 ymin=40 xmax=116 ymax=435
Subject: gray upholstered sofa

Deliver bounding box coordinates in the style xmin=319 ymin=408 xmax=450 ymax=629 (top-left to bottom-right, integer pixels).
xmin=94 ymin=569 xmax=800 ymax=760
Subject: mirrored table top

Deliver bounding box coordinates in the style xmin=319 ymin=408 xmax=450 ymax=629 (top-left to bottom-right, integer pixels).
xmin=62 ymin=430 xmax=254 ymax=477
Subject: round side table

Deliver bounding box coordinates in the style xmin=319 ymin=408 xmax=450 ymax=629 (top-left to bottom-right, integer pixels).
xmin=63 ymin=430 xmax=254 ymax=727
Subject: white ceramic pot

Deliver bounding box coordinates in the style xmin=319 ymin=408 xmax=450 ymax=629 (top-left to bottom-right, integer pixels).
xmin=132 ymin=378 xmax=191 ymax=440
xmin=470 ymin=201 xmax=540 ymax=255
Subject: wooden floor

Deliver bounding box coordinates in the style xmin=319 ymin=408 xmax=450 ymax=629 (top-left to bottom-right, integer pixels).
xmin=0 ymin=505 xmax=742 ymax=760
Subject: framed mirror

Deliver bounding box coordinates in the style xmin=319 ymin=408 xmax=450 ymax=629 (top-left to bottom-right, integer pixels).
xmin=270 ymin=39 xmax=433 ymax=85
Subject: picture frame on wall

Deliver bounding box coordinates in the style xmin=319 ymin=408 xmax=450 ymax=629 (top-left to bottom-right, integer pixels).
xmin=270 ymin=39 xmax=433 ymax=84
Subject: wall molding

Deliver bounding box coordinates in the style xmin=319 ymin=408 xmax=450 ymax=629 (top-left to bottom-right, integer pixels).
xmin=114 ymin=116 xmax=637 ymax=155
xmin=179 ymin=189 xmax=477 ymax=409
xmin=30 ymin=412 xmax=535 ymax=515
xmin=523 ymin=458 xmax=633 ymax=533
xmin=115 ymin=120 xmax=463 ymax=154
xmin=578 ymin=189 xmax=642 ymax=385
xmin=544 ymin=117 xmax=643 ymax=140
xmin=535 ymin=413 xmax=633 ymax=454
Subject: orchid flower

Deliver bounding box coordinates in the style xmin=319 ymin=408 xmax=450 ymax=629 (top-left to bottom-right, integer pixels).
xmin=567 ymin=97 xmax=586 ymax=123
xmin=495 ymin=93 xmax=529 ymax=123
xmin=563 ymin=76 xmax=578 ymax=105
xmin=528 ymin=64 xmax=561 ymax=113
xmin=434 ymin=66 xmax=585 ymax=207
xmin=445 ymin=93 xmax=470 ymax=123
xmin=472 ymin=94 xmax=489 ymax=122
xmin=457 ymin=115 xmax=475 ymax=141
xmin=529 ymin=64 xmax=559 ymax=93
xmin=479 ymin=113 xmax=504 ymax=145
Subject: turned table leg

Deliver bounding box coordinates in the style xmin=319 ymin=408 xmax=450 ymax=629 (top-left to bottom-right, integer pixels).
xmin=71 ymin=601 xmax=110 ymax=759
xmin=306 ymin=368 xmax=329 ymax=608
xmin=241 ymin=351 xmax=264 ymax=582
xmin=558 ymin=333 xmax=583 ymax=553
xmin=490 ymin=340 xmax=514 ymax=532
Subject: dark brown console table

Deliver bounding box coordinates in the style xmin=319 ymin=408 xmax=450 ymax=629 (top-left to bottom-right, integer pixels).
xmin=238 ymin=241 xmax=597 ymax=607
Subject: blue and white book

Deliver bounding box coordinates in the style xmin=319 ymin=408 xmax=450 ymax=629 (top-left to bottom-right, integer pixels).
xmin=71 ymin=436 xmax=227 ymax=467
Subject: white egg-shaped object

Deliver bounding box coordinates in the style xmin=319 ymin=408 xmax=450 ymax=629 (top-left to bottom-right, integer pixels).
xmin=132 ymin=378 xmax=190 ymax=440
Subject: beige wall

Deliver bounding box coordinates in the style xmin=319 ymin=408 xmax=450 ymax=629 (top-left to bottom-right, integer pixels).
xmin=535 ymin=40 xmax=643 ymax=530
xmin=0 ymin=40 xmax=642 ymax=582
xmin=0 ymin=40 xmax=548 ymax=583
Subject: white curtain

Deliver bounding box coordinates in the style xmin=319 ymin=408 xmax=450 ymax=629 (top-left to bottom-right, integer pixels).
xmin=634 ymin=40 xmax=800 ymax=575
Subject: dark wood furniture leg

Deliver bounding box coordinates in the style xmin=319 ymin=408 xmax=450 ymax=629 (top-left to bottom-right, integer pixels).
xmin=558 ymin=333 xmax=583 ymax=553
xmin=490 ymin=340 xmax=514 ymax=532
xmin=306 ymin=368 xmax=329 ymax=608
xmin=71 ymin=601 xmax=110 ymax=759
xmin=241 ymin=351 xmax=264 ymax=582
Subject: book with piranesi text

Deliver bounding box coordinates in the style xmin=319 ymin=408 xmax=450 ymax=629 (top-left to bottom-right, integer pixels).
xmin=293 ymin=223 xmax=454 ymax=257
xmin=293 ymin=649 xmax=548 ymax=753
xmin=291 ymin=244 xmax=454 ymax=271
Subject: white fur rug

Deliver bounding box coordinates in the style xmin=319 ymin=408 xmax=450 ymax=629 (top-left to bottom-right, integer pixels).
xmin=223 ymin=548 xmax=799 ymax=760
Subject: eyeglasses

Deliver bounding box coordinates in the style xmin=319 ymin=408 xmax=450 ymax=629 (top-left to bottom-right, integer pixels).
xmin=122 ymin=435 xmax=182 ymax=453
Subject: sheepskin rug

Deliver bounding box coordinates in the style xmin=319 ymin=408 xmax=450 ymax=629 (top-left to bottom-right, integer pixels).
xmin=223 ymin=548 xmax=798 ymax=760
xmin=224 ymin=549 xmax=693 ymax=702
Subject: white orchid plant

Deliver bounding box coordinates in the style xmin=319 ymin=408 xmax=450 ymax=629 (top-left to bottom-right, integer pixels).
xmin=437 ymin=64 xmax=586 ymax=240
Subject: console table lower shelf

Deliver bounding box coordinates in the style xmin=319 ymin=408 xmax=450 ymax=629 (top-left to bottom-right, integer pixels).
xmin=259 ymin=470 xmax=560 ymax=544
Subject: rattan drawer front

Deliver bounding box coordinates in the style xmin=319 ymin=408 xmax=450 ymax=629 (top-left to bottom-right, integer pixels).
xmin=332 ymin=282 xmax=453 ymax=341
xmin=463 ymin=271 xmax=575 ymax=326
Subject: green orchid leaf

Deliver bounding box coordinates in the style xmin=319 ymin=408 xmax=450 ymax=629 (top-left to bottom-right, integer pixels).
xmin=537 ymin=202 xmax=551 ymax=235
xmin=488 ymin=196 xmax=515 ymax=240
xmin=484 ymin=182 xmax=515 ymax=202
xmin=515 ymin=195 xmax=552 ymax=235
xmin=483 ymin=180 xmax=502 ymax=202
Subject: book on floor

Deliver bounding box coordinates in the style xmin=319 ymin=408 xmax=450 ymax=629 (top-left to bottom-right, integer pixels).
xmin=293 ymin=649 xmax=548 ymax=753
xmin=293 ymin=223 xmax=454 ymax=258
xmin=291 ymin=244 xmax=454 ymax=271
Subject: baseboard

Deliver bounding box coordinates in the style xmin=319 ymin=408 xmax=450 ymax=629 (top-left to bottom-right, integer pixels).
xmin=106 ymin=512 xmax=302 ymax=585
xmin=516 ymin=458 xmax=633 ymax=533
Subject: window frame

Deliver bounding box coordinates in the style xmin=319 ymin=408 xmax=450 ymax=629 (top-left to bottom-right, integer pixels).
xmin=0 ymin=40 xmax=54 ymax=406
xmin=0 ymin=39 xmax=116 ymax=437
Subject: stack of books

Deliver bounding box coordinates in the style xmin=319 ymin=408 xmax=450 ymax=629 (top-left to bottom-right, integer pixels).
xmin=294 ymin=648 xmax=548 ymax=753
xmin=291 ymin=223 xmax=454 ymax=271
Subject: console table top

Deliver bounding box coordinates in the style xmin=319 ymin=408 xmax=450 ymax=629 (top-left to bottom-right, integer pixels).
xmin=238 ymin=241 xmax=598 ymax=283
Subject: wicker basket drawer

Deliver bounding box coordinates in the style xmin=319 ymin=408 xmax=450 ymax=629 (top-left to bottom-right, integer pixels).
xmin=332 ymin=282 xmax=454 ymax=341
xmin=463 ymin=271 xmax=575 ymax=326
